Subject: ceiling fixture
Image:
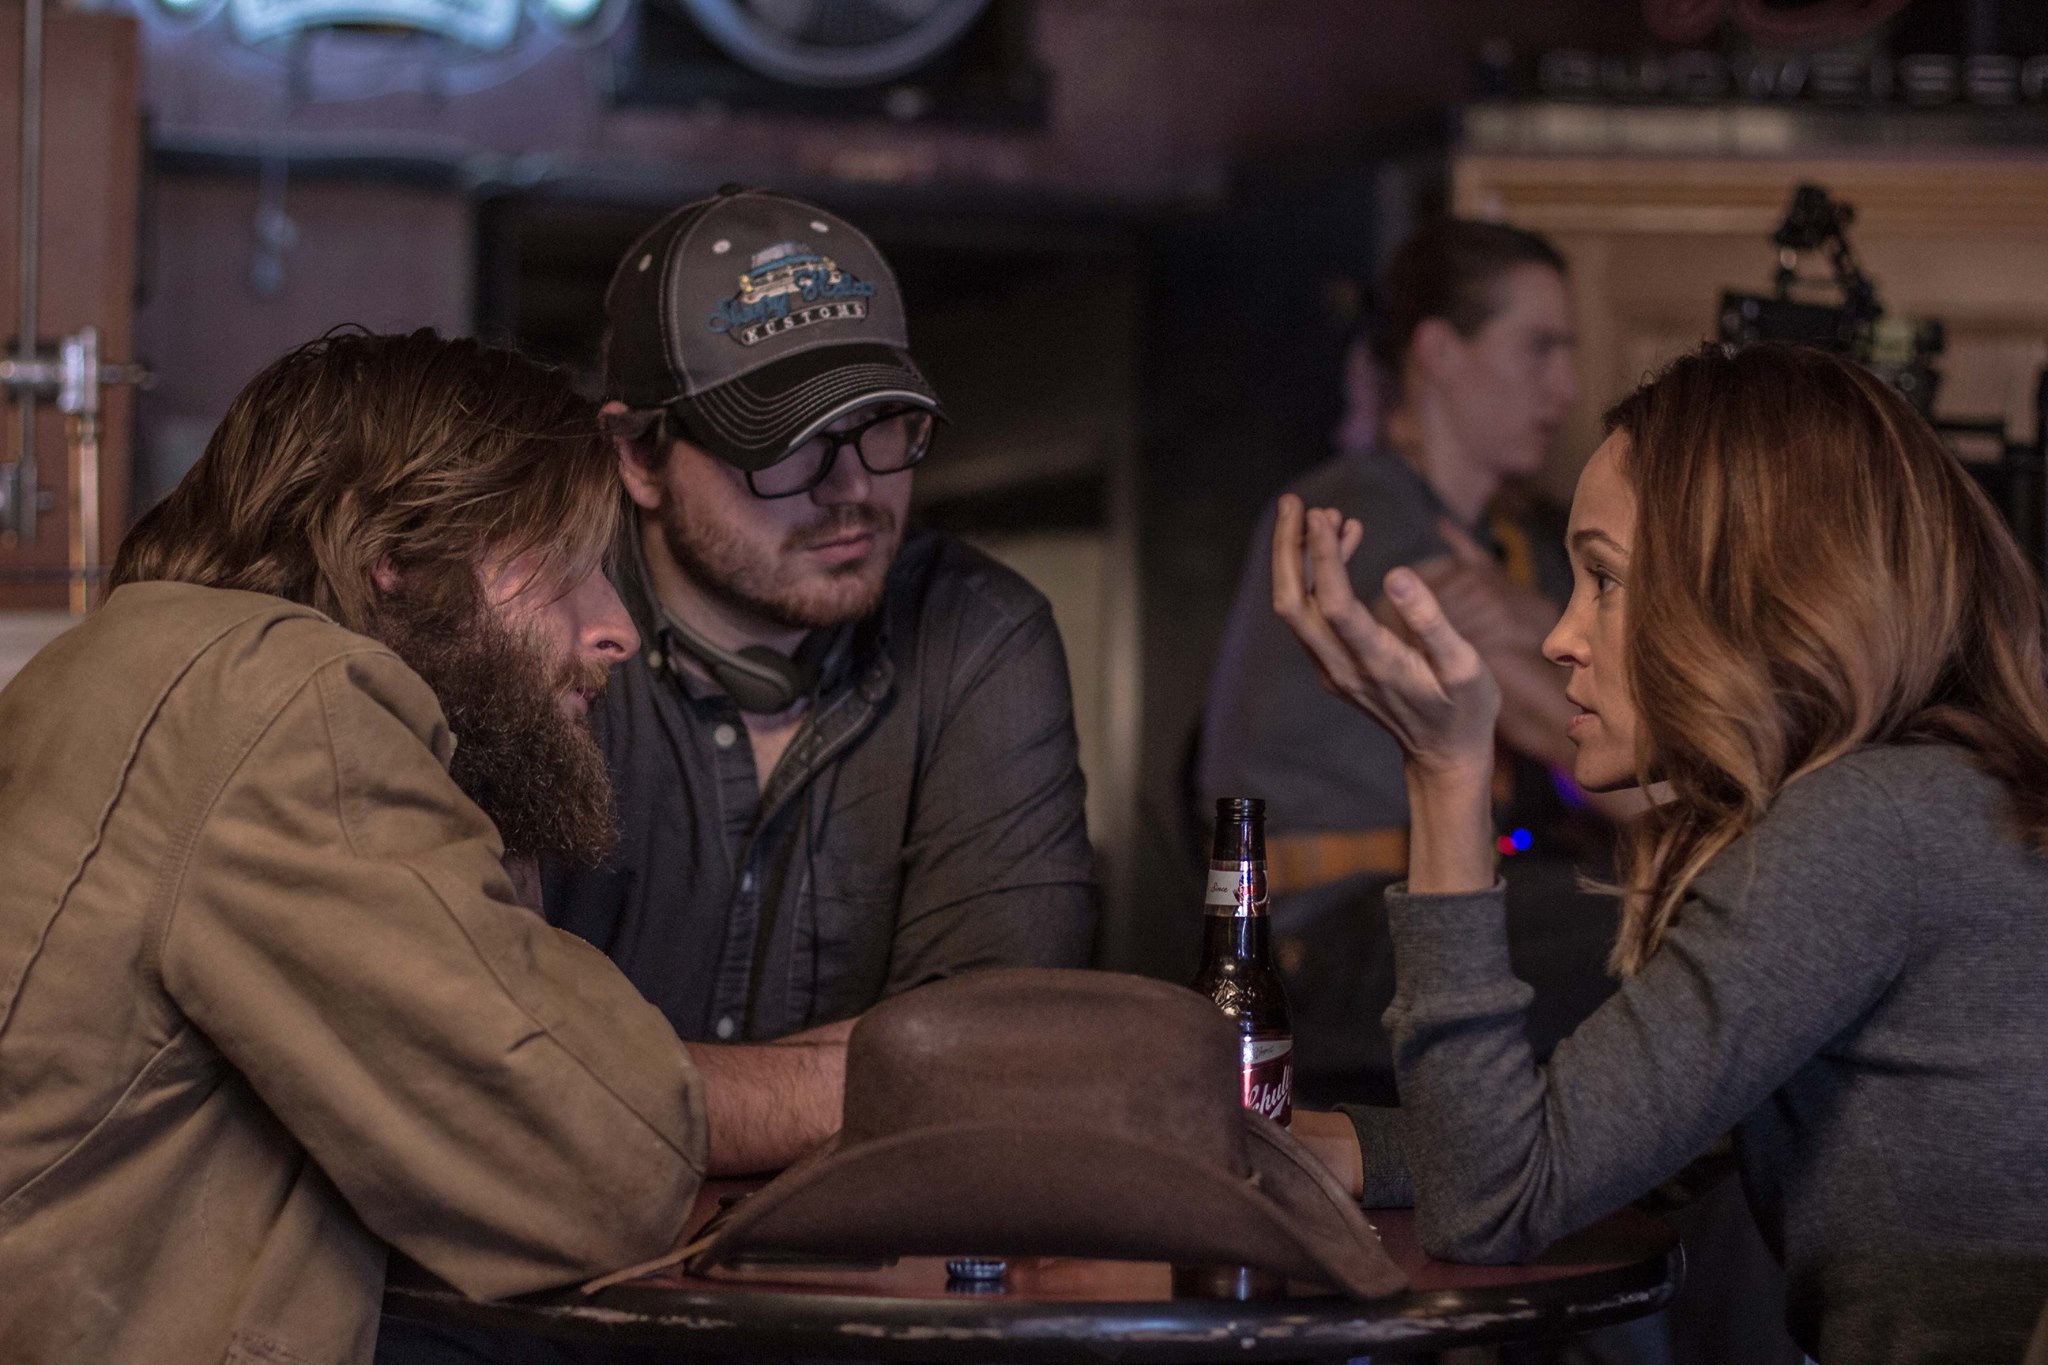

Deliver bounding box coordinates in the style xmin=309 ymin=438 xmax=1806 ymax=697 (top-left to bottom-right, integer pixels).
xmin=679 ymin=0 xmax=991 ymax=87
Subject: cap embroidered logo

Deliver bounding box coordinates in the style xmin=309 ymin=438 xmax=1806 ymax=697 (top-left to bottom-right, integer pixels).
xmin=708 ymin=243 xmax=880 ymax=347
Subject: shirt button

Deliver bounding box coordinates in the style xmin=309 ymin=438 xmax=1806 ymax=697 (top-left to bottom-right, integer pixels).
xmin=646 ymin=650 xmax=663 ymax=670
xmin=715 ymin=1016 xmax=737 ymax=1040
xmin=713 ymin=723 xmax=738 ymax=749
xmin=740 ymin=870 xmax=756 ymax=895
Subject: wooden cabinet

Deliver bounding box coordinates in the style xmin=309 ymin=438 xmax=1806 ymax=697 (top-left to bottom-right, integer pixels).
xmin=0 ymin=10 xmax=140 ymax=611
xmin=1454 ymin=144 xmax=2048 ymax=499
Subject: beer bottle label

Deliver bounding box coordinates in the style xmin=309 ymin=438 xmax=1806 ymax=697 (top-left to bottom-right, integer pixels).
xmin=1242 ymin=1036 xmax=1293 ymax=1125
xmin=1204 ymin=860 xmax=1268 ymax=917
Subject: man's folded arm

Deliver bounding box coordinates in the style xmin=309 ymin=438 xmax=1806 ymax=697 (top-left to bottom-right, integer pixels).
xmin=689 ymin=1015 xmax=853 ymax=1176
xmin=158 ymin=650 xmax=710 ymax=1301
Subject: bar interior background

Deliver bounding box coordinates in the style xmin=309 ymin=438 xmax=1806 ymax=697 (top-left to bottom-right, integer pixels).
xmin=3 ymin=0 xmax=2048 ymax=989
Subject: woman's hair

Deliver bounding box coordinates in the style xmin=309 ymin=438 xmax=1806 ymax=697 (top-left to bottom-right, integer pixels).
xmin=1605 ymin=342 xmax=2048 ymax=974
xmin=111 ymin=327 xmax=619 ymax=634
xmin=1373 ymin=218 xmax=1568 ymax=374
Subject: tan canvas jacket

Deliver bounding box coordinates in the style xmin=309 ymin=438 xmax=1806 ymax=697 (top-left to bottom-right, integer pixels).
xmin=0 ymin=583 xmax=709 ymax=1365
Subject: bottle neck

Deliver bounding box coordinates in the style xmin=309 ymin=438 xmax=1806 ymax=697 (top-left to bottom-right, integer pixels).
xmin=1203 ymin=799 xmax=1271 ymax=964
xmin=1210 ymin=815 xmax=1266 ymax=864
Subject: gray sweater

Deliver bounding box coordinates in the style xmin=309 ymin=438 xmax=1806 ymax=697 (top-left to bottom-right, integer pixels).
xmin=1343 ymin=744 xmax=2048 ymax=1363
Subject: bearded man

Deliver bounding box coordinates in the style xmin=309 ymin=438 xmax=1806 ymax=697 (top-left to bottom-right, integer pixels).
xmin=0 ymin=329 xmax=848 ymax=1365
xmin=537 ymin=187 xmax=1097 ymax=1044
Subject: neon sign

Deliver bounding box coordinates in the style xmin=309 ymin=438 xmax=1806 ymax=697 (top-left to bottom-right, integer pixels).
xmin=226 ymin=0 xmax=524 ymax=46
xmin=149 ymin=0 xmax=602 ymax=48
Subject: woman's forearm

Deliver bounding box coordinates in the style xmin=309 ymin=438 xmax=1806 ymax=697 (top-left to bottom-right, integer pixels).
xmin=1291 ymin=1108 xmax=1366 ymax=1197
xmin=1403 ymin=761 xmax=1496 ymax=894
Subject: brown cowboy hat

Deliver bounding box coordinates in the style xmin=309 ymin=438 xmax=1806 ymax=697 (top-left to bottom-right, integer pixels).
xmin=681 ymin=968 xmax=1406 ymax=1298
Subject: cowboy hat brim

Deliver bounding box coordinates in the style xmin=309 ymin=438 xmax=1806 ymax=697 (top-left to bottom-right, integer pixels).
xmin=677 ymin=1113 xmax=1405 ymax=1299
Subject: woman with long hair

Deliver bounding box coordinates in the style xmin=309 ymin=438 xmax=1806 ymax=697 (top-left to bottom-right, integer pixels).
xmin=1279 ymin=342 xmax=2048 ymax=1362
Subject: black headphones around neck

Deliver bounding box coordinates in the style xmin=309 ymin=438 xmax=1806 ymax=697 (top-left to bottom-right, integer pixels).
xmin=661 ymin=617 xmax=849 ymax=714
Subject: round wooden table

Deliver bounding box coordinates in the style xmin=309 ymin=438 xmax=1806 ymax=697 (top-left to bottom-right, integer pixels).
xmin=384 ymin=1181 xmax=1682 ymax=1361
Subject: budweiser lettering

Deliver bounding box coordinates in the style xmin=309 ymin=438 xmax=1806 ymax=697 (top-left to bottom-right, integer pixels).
xmin=1190 ymin=797 xmax=1294 ymax=1127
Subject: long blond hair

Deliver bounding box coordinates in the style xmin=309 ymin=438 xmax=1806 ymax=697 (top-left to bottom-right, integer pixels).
xmin=111 ymin=328 xmax=618 ymax=633
xmin=1606 ymin=343 xmax=2048 ymax=974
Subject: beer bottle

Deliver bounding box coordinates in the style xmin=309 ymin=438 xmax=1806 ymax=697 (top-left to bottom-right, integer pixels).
xmin=1190 ymin=796 xmax=1293 ymax=1126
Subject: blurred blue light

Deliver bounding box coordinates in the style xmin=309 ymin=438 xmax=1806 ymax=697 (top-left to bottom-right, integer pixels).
xmin=542 ymin=0 xmax=601 ymax=25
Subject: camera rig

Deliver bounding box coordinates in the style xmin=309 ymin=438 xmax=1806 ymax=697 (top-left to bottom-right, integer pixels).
xmin=1718 ymin=182 xmax=2048 ymax=577
xmin=1718 ymin=183 xmax=1947 ymax=413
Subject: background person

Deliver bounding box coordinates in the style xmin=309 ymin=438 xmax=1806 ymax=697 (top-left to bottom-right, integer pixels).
xmin=539 ymin=186 xmax=1097 ymax=1045
xmin=1282 ymin=343 xmax=2048 ymax=1363
xmin=1199 ymin=218 xmax=1624 ymax=1110
xmin=0 ymin=330 xmax=848 ymax=1365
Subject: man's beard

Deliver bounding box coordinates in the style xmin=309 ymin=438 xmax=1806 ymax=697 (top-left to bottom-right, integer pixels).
xmin=658 ymin=496 xmax=898 ymax=632
xmin=378 ymin=593 xmax=619 ymax=868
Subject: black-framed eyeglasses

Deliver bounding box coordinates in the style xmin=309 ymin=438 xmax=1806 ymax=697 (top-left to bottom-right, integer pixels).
xmin=744 ymin=407 xmax=936 ymax=499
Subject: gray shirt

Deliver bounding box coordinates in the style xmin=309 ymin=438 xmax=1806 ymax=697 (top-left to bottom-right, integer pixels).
xmin=1200 ymin=449 xmax=1576 ymax=833
xmin=1200 ymin=450 xmax=1453 ymax=830
xmin=1346 ymin=744 xmax=2048 ymax=1363
xmin=538 ymin=522 xmax=1098 ymax=1042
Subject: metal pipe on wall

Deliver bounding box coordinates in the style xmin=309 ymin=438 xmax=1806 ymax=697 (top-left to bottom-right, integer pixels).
xmin=62 ymin=327 xmax=99 ymax=613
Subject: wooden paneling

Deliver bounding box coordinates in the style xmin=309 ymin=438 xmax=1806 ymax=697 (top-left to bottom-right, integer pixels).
xmin=1454 ymin=152 xmax=2048 ymax=498
xmin=131 ymin=175 xmax=473 ymax=508
xmin=0 ymin=10 xmax=140 ymax=610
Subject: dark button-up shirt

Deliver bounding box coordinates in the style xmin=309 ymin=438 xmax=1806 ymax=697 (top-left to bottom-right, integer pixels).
xmin=539 ymin=521 xmax=1099 ymax=1042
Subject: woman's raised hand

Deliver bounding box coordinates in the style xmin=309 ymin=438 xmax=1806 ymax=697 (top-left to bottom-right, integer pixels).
xmin=1270 ymin=494 xmax=1501 ymax=781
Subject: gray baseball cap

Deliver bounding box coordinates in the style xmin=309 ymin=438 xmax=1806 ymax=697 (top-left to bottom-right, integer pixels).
xmin=603 ymin=185 xmax=942 ymax=472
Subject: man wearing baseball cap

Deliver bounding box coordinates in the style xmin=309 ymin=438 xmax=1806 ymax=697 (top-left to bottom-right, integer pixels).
xmin=543 ymin=186 xmax=1097 ymax=1052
